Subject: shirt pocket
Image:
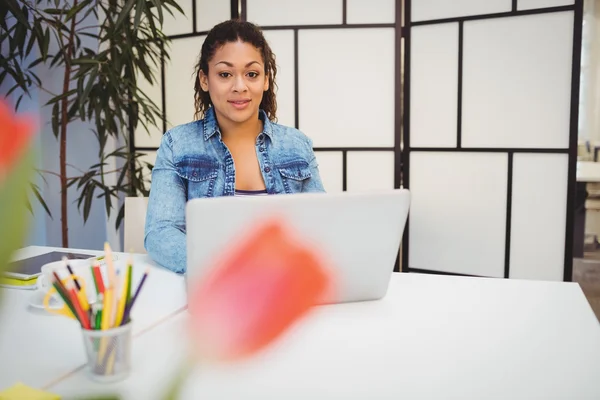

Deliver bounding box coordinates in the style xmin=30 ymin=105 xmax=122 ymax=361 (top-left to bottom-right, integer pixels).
xmin=277 ymin=160 xmax=312 ymax=194
xmin=175 ymin=156 xmax=219 ymax=198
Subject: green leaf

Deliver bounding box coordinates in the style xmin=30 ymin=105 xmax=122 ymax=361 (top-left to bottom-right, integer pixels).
xmin=71 ymin=58 xmax=100 ymax=65
xmin=30 ymin=182 xmax=53 ymax=218
xmin=133 ymin=0 xmax=145 ymax=30
xmin=65 ymin=0 xmax=94 ymax=21
xmin=42 ymin=28 xmax=50 ymax=59
xmin=79 ymin=66 xmax=98 ymax=118
xmin=115 ymin=203 xmax=125 ymax=231
xmin=4 ymin=0 xmax=31 ymax=28
xmin=45 ymin=89 xmax=77 ymax=106
xmin=51 ymin=102 xmax=59 ymax=138
xmin=82 ymin=183 xmax=95 ymax=223
xmin=114 ymin=0 xmax=136 ymax=30
xmin=15 ymin=94 xmax=24 ymax=111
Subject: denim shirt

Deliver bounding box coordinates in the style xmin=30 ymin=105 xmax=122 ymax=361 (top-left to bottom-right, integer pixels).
xmin=144 ymin=107 xmax=325 ymax=274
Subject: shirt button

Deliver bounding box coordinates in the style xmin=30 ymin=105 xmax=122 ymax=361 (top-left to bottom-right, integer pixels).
xmin=264 ymin=167 xmax=271 ymax=173
xmin=259 ymin=147 xmax=265 ymax=152
xmin=192 ymin=172 xmax=198 ymax=177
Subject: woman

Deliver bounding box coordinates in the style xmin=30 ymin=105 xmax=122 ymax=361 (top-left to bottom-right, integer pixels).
xmin=144 ymin=19 xmax=325 ymax=274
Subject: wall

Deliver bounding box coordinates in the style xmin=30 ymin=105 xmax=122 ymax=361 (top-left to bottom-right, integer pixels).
xmin=405 ymin=0 xmax=580 ymax=281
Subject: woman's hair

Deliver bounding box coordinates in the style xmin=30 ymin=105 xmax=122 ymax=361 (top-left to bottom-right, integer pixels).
xmin=193 ymin=19 xmax=278 ymax=121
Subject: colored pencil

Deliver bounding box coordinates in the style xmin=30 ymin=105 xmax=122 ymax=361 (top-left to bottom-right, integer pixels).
xmin=63 ymin=258 xmax=90 ymax=312
xmin=92 ymin=262 xmax=105 ymax=294
xmin=67 ymin=282 xmax=91 ymax=329
xmin=51 ymin=280 xmax=76 ymax=319
xmin=90 ymin=264 xmax=100 ymax=295
xmin=120 ymin=267 xmax=149 ymax=325
xmin=104 ymin=242 xmax=116 ymax=289
xmin=96 ymin=309 xmax=102 ymax=330
xmin=115 ymin=268 xmax=129 ymax=326
xmin=110 ymin=270 xmax=121 ymax=327
xmin=51 ymin=271 xmax=80 ymax=321
xmin=126 ymin=260 xmax=133 ymax=304
xmin=101 ymin=287 xmax=113 ymax=330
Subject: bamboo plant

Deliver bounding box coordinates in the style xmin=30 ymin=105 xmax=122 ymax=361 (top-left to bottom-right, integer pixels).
xmin=1 ymin=0 xmax=182 ymax=247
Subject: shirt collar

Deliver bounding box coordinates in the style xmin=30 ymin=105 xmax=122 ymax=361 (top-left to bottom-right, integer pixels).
xmin=203 ymin=107 xmax=274 ymax=141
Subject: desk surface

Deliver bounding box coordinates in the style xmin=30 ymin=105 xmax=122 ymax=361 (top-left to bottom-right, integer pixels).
xmin=0 ymin=246 xmax=186 ymax=391
xmin=51 ymin=272 xmax=600 ymax=399
xmin=577 ymin=161 xmax=600 ymax=183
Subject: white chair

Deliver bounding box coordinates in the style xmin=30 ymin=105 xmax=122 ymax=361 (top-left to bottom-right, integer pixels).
xmin=124 ymin=197 xmax=149 ymax=254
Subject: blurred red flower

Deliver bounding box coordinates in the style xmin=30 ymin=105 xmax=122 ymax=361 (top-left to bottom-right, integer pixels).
xmin=187 ymin=217 xmax=333 ymax=362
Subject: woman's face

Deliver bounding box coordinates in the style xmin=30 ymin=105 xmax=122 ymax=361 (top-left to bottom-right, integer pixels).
xmin=199 ymin=40 xmax=269 ymax=128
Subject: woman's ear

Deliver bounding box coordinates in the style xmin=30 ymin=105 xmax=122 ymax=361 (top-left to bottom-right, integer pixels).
xmin=263 ymin=74 xmax=269 ymax=92
xmin=199 ymin=70 xmax=209 ymax=92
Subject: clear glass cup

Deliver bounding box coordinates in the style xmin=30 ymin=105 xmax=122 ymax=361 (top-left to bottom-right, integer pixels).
xmin=81 ymin=322 xmax=133 ymax=382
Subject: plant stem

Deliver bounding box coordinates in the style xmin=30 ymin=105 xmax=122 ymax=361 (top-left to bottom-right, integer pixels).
xmin=59 ymin=0 xmax=79 ymax=248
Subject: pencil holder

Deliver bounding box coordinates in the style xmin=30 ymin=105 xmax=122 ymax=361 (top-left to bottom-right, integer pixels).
xmin=81 ymin=321 xmax=133 ymax=383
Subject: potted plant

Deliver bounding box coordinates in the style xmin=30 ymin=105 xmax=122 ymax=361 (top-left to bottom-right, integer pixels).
xmin=1 ymin=0 xmax=183 ymax=247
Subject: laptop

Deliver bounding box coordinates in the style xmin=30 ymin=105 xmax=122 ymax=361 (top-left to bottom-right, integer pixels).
xmin=185 ymin=189 xmax=411 ymax=304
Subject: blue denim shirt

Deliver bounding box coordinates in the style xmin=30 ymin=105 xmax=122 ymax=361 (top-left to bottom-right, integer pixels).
xmin=144 ymin=107 xmax=325 ymax=274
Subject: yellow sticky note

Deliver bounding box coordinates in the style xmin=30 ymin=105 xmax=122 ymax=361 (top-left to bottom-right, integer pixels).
xmin=0 ymin=382 xmax=60 ymax=400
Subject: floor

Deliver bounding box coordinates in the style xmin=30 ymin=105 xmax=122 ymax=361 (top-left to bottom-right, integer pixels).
xmin=573 ymin=251 xmax=600 ymax=321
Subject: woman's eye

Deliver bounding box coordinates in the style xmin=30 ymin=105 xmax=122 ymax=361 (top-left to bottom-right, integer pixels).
xmin=247 ymin=72 xmax=258 ymax=78
xmin=218 ymin=72 xmax=231 ymax=78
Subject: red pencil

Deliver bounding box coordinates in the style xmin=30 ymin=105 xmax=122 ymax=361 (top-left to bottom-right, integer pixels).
xmin=67 ymin=282 xmax=91 ymax=329
xmin=92 ymin=263 xmax=105 ymax=294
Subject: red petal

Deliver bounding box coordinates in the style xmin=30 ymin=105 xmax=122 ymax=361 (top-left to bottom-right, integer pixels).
xmin=0 ymin=100 xmax=37 ymax=172
xmin=188 ymin=218 xmax=332 ymax=362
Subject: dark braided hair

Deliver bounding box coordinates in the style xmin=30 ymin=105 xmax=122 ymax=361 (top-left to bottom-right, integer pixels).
xmin=193 ymin=19 xmax=278 ymax=121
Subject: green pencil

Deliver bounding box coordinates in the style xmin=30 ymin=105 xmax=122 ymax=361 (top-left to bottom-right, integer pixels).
xmin=126 ymin=262 xmax=133 ymax=304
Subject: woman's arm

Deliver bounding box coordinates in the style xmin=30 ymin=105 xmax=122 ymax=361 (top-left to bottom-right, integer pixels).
xmin=144 ymin=133 xmax=188 ymax=274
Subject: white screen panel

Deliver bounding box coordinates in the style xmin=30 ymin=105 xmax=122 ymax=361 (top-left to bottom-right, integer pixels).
xmin=410 ymin=23 xmax=458 ymax=148
xmin=347 ymin=152 xmax=395 ymax=191
xmin=164 ymin=36 xmax=205 ymax=129
xmin=134 ymin=57 xmax=163 ymax=148
xmin=409 ymin=152 xmax=508 ymax=277
xmin=247 ymin=0 xmax=342 ymax=26
xmin=347 ymin=0 xmax=395 ymax=24
xmin=263 ymin=30 xmax=295 ymax=128
xmin=196 ymin=0 xmax=231 ymax=32
xmin=518 ymin=0 xmax=574 ymax=10
xmin=462 ymin=12 xmax=574 ymax=149
xmin=298 ymin=29 xmax=395 ymax=147
xmin=314 ymin=151 xmax=343 ymax=192
xmin=162 ymin=0 xmax=193 ymax=36
xmin=509 ymin=153 xmax=568 ymax=281
xmin=411 ymin=0 xmax=511 ymax=22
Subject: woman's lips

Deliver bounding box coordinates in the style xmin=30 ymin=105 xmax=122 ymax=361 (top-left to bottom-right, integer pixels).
xmin=228 ymin=99 xmax=250 ymax=110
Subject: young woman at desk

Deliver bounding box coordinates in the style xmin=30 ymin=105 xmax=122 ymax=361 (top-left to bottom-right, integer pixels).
xmin=144 ymin=20 xmax=325 ymax=274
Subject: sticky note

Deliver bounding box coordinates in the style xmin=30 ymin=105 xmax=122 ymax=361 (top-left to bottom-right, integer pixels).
xmin=0 ymin=382 xmax=60 ymax=400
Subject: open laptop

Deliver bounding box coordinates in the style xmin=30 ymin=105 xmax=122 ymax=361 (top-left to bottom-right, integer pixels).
xmin=185 ymin=189 xmax=411 ymax=304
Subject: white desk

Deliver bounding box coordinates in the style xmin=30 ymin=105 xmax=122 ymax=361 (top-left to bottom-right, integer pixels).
xmin=577 ymin=161 xmax=600 ymax=183
xmin=51 ymin=273 xmax=600 ymax=399
xmin=0 ymin=246 xmax=186 ymax=391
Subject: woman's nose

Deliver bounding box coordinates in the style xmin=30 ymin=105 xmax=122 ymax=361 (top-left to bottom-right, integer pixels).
xmin=232 ymin=76 xmax=248 ymax=92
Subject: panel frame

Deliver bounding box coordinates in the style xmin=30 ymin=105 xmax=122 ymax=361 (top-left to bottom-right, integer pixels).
xmin=401 ymin=0 xmax=583 ymax=282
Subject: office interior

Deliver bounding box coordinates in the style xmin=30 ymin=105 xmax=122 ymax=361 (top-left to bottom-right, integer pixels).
xmin=8 ymin=0 xmax=600 ymax=319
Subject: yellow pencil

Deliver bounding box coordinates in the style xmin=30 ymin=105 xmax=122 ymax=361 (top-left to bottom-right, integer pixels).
xmin=101 ymin=287 xmax=113 ymax=330
xmin=115 ymin=268 xmax=130 ymax=326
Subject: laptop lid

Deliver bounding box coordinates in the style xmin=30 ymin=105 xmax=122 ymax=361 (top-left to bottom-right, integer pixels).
xmin=185 ymin=189 xmax=410 ymax=304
